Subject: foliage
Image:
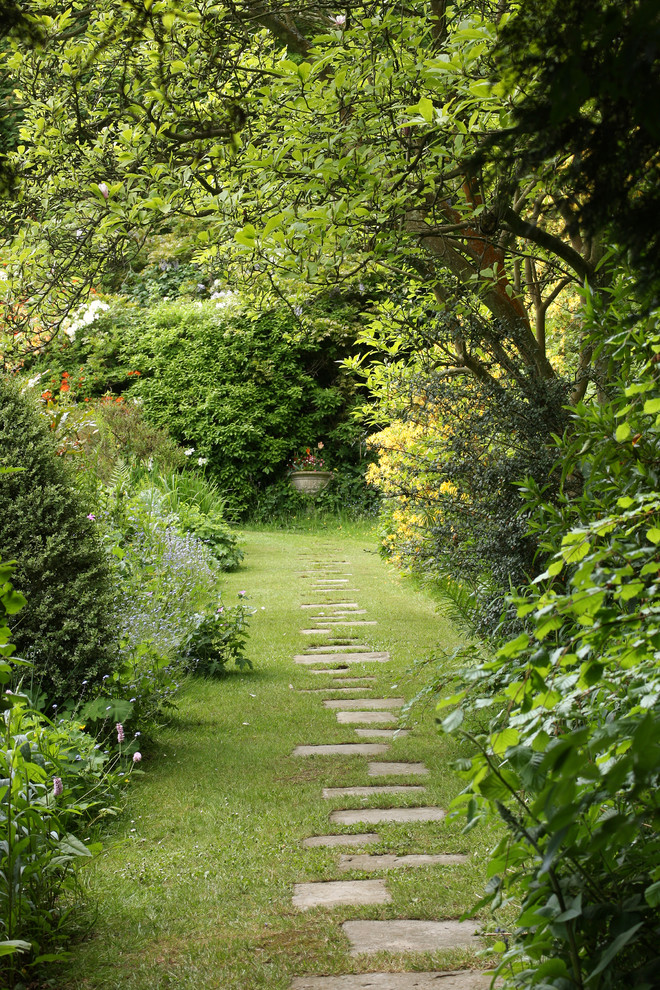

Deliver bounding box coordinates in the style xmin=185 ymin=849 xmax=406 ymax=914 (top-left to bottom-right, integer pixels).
xmin=181 ymin=593 xmax=255 ymax=677
xmin=0 ymin=558 xmax=128 ymax=986
xmin=0 ymin=376 xmax=117 ymax=703
xmin=23 ymin=298 xmax=368 ymax=516
xmin=440 ymin=289 xmax=660 ymax=989
xmin=481 ymin=0 xmax=660 ymax=296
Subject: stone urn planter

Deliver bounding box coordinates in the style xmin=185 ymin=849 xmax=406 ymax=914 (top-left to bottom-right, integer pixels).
xmin=290 ymin=471 xmax=333 ymax=495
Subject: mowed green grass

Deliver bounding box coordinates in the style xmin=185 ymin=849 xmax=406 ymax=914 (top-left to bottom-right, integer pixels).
xmin=62 ymin=525 xmax=499 ymax=990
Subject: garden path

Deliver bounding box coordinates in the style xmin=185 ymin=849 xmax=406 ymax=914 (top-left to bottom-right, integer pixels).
xmin=62 ymin=527 xmax=493 ymax=990
xmin=288 ymin=546 xmax=490 ymax=990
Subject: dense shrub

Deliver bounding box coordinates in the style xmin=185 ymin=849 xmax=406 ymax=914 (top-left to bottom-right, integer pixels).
xmin=0 ymin=378 xmax=117 ymax=703
xmin=23 ymin=297 xmax=372 ymax=517
xmin=441 ymin=290 xmax=660 ymax=989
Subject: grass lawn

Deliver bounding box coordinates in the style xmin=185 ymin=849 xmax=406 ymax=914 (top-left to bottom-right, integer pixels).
xmin=61 ymin=522 xmax=501 ymax=989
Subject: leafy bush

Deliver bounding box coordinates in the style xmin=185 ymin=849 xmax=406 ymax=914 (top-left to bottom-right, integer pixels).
xmin=0 ymin=560 xmax=126 ymax=986
xmin=441 ymin=289 xmax=660 ymax=989
xmin=181 ymin=593 xmax=255 ymax=677
xmin=22 ymin=298 xmax=371 ymax=517
xmin=0 ymin=378 xmax=117 ymax=703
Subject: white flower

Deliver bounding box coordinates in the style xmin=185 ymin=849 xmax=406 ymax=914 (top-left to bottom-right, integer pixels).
xmin=98 ymin=182 xmax=109 ymax=199
xmin=333 ymin=14 xmax=346 ymax=25
xmin=197 ymin=456 xmax=208 ymax=466
xmin=184 ymin=448 xmax=195 ymax=456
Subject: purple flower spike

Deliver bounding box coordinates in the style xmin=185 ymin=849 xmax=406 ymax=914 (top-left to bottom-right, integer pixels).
xmin=116 ymin=723 xmax=125 ymax=744
xmin=133 ymin=752 xmax=142 ymax=763
xmin=53 ymin=777 xmax=63 ymax=797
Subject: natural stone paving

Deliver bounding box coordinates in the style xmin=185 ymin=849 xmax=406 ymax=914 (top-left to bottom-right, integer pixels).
xmin=302 ymin=833 xmax=380 ymax=849
xmin=355 ymin=728 xmax=411 ymax=738
xmin=324 ymin=699 xmax=404 ymax=710
xmin=368 ymin=762 xmax=428 ymax=776
xmin=295 ymin=653 xmax=390 ymax=665
xmin=293 ymin=879 xmax=391 ymax=910
xmin=290 ymin=972 xmax=491 ymax=989
xmin=299 ymin=687 xmax=375 ymax=694
xmin=322 ymin=785 xmax=425 ymax=798
xmin=336 ymin=712 xmax=397 ymax=724
xmin=291 ymin=548 xmax=481 ymax=990
xmin=342 ymin=920 xmax=479 ymax=955
xmin=339 ymin=853 xmax=468 ymax=871
xmin=293 ymin=744 xmax=389 ymax=757
xmin=330 ymin=807 xmax=446 ymax=826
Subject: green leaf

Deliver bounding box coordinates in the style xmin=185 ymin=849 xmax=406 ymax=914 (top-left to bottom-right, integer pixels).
xmin=643 ymin=397 xmax=660 ymax=414
xmin=647 ymin=527 xmax=660 ymax=544
xmin=586 ymin=923 xmax=644 ymax=982
xmin=644 ymin=880 xmax=660 ymax=907
xmin=615 ymin=422 xmax=631 ymax=442
xmin=440 ymin=708 xmax=464 ymax=733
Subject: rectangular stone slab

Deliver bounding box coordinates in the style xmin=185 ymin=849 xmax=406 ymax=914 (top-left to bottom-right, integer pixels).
xmin=293 ymin=879 xmax=390 ymax=910
xmin=301 ymin=628 xmax=332 ymax=635
xmin=337 ymin=712 xmax=396 ymax=724
xmin=302 ymin=833 xmax=380 ymax=848
xmin=304 ymin=646 xmax=374 ymax=654
xmin=325 ymin=698 xmax=404 ymax=710
xmin=355 ymin=729 xmax=411 ymax=738
xmin=342 ymin=919 xmax=480 ymax=955
xmin=295 ymin=653 xmax=390 ymax=665
xmin=330 ymin=807 xmax=446 ymax=826
xmin=300 ymin=602 xmax=360 ymax=609
xmin=316 ymin=620 xmax=378 ymax=627
xmin=290 ymin=971 xmax=492 ymax=989
xmin=339 ymin=853 xmax=469 ymax=871
xmin=323 ymin=786 xmax=426 ymax=798
xmin=299 ymin=687 xmax=374 ymax=694
xmin=368 ymin=762 xmax=428 ymax=776
xmin=334 ymin=678 xmax=377 ymax=685
xmin=293 ymin=744 xmax=389 ymax=757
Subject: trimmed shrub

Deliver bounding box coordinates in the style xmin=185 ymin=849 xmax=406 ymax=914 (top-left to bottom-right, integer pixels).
xmin=0 ymin=377 xmax=117 ymax=702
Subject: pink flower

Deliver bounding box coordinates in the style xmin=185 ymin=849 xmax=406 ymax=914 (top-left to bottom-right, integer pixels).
xmin=133 ymin=752 xmax=142 ymax=763
xmin=87 ymin=513 xmax=95 ymax=521
xmin=333 ymin=14 xmax=346 ymax=26
xmin=98 ymin=182 xmax=109 ymax=199
xmin=53 ymin=777 xmax=63 ymax=797
xmin=116 ymin=723 xmax=125 ymax=744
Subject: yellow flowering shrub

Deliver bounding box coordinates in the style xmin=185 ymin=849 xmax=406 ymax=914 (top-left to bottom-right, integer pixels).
xmin=366 ymin=412 xmax=463 ymax=572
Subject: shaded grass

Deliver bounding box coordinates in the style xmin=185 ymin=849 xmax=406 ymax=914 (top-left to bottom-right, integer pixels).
xmin=60 ymin=524 xmax=500 ymax=989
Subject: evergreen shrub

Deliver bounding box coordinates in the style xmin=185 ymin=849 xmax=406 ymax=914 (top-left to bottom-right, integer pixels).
xmin=0 ymin=378 xmax=117 ymax=702
xmin=24 ymin=299 xmax=370 ymax=517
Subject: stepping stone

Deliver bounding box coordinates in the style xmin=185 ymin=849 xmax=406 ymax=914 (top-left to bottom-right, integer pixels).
xmin=316 ymin=620 xmax=378 ymax=627
xmin=304 ymin=645 xmax=373 ymax=654
xmin=295 ymin=653 xmax=390 ymax=665
xmin=342 ymin=919 xmax=480 ymax=955
xmin=355 ymin=728 xmax=411 ymax=738
xmin=330 ymin=807 xmax=446 ymax=826
xmin=299 ymin=687 xmax=374 ymax=694
xmin=336 ymin=712 xmax=396 ymax=724
xmin=322 ymin=786 xmax=425 ymax=798
xmin=324 ymin=698 xmax=404 ymax=710
xmin=311 ymin=579 xmax=350 ymax=584
xmin=301 ymin=628 xmax=332 ymax=635
xmin=311 ymin=611 xmax=367 ymax=618
xmin=293 ymin=879 xmax=390 ymax=910
xmin=333 ymin=677 xmax=377 ymax=685
xmin=302 ymin=833 xmax=380 ymax=848
xmin=300 ymin=603 xmax=360 ymax=609
xmin=368 ymin=762 xmax=428 ymax=776
xmin=339 ymin=853 xmax=469 ymax=871
xmin=290 ymin=971 xmax=491 ymax=989
xmin=293 ymin=744 xmax=389 ymax=757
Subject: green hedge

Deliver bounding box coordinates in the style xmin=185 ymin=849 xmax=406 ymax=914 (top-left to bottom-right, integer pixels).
xmin=0 ymin=378 xmax=117 ymax=702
